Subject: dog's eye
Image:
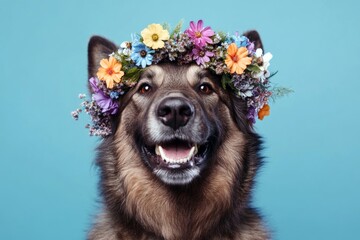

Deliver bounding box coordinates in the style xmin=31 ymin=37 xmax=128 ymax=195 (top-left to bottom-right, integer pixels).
xmin=138 ymin=83 xmax=152 ymax=94
xmin=198 ymin=83 xmax=213 ymax=95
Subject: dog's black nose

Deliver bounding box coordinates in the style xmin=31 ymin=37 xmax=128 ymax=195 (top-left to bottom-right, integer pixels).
xmin=157 ymin=97 xmax=194 ymax=130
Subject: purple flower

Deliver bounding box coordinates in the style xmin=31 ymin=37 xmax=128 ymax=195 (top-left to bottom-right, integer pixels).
xmin=185 ymin=20 xmax=214 ymax=48
xmin=192 ymin=47 xmax=214 ymax=65
xmin=89 ymin=77 xmax=119 ymax=114
xmin=247 ymin=106 xmax=256 ymax=124
xmin=246 ymin=41 xmax=254 ymax=54
xmin=93 ymin=91 xmax=119 ymax=115
xmin=89 ymin=77 xmax=101 ymax=93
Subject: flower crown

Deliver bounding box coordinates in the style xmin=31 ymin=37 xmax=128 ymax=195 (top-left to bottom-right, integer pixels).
xmin=72 ymin=20 xmax=291 ymax=137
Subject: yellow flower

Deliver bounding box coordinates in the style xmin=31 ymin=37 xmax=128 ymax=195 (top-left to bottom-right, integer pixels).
xmin=141 ymin=24 xmax=170 ymax=49
xmin=225 ymin=43 xmax=252 ymax=75
xmin=97 ymin=56 xmax=124 ymax=89
xmin=258 ymin=104 xmax=270 ymax=120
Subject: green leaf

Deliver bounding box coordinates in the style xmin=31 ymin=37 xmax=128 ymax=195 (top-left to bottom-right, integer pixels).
xmin=170 ymin=19 xmax=184 ymax=37
xmin=247 ymin=64 xmax=261 ymax=73
xmin=123 ymin=68 xmax=143 ymax=83
xmin=126 ymin=67 xmax=140 ymax=75
xmin=268 ymin=70 xmax=278 ymax=79
xmin=270 ymin=86 xmax=294 ymax=102
xmin=217 ymin=31 xmax=227 ymax=41
xmin=221 ymin=74 xmax=232 ymax=90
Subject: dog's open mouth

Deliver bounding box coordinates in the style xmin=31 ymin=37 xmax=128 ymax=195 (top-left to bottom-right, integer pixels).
xmin=156 ymin=142 xmax=198 ymax=167
xmin=142 ymin=139 xmax=208 ymax=170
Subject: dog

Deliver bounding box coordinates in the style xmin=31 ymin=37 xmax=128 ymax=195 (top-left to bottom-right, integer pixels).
xmin=86 ymin=31 xmax=269 ymax=240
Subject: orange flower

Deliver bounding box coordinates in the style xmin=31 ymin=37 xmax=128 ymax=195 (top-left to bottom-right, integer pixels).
xmin=97 ymin=56 xmax=124 ymax=89
xmin=258 ymin=104 xmax=270 ymax=120
xmin=225 ymin=43 xmax=252 ymax=74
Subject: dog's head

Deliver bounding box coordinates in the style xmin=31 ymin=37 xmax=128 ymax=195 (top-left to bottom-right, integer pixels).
xmin=88 ymin=32 xmax=263 ymax=185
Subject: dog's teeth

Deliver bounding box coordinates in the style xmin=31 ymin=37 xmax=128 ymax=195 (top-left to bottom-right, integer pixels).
xmin=158 ymin=145 xmax=197 ymax=164
xmin=188 ymin=147 xmax=195 ymax=158
xmin=194 ymin=145 xmax=198 ymax=155
xmin=155 ymin=145 xmax=160 ymax=156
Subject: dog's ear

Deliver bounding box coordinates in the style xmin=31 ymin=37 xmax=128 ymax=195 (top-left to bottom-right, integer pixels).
xmin=228 ymin=30 xmax=264 ymax=132
xmin=243 ymin=30 xmax=264 ymax=51
xmin=88 ymin=36 xmax=118 ymax=80
xmin=229 ymin=92 xmax=253 ymax=134
xmin=88 ymin=36 xmax=120 ymax=133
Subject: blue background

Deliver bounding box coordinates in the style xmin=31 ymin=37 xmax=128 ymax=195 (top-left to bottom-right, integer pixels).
xmin=1 ymin=0 xmax=359 ymax=239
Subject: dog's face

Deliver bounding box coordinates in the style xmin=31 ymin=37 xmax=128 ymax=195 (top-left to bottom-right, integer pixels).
xmin=88 ymin=35 xmax=258 ymax=186
xmin=126 ymin=64 xmax=231 ymax=184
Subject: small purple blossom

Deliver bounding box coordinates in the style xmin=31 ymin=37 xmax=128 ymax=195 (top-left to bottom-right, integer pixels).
xmin=192 ymin=47 xmax=214 ymax=65
xmin=71 ymin=109 xmax=82 ymax=120
xmin=88 ymin=120 xmax=112 ymax=137
xmin=232 ymin=75 xmax=255 ymax=98
xmin=89 ymin=77 xmax=101 ymax=93
xmin=75 ymin=97 xmax=114 ymax=137
xmin=185 ymin=20 xmax=214 ymax=48
xmin=247 ymin=42 xmax=255 ymax=54
xmin=247 ymin=106 xmax=256 ymax=124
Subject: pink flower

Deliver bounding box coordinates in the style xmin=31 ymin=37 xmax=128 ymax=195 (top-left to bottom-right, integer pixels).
xmin=185 ymin=20 xmax=214 ymax=48
xmin=192 ymin=47 xmax=214 ymax=65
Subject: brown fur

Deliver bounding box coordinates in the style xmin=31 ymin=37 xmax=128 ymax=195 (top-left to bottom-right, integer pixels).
xmin=87 ymin=32 xmax=270 ymax=240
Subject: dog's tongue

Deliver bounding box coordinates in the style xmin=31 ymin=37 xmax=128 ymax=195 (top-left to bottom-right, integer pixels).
xmin=161 ymin=142 xmax=192 ymax=160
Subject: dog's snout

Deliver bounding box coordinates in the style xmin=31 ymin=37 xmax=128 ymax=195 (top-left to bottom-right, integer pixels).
xmin=157 ymin=97 xmax=194 ymax=130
